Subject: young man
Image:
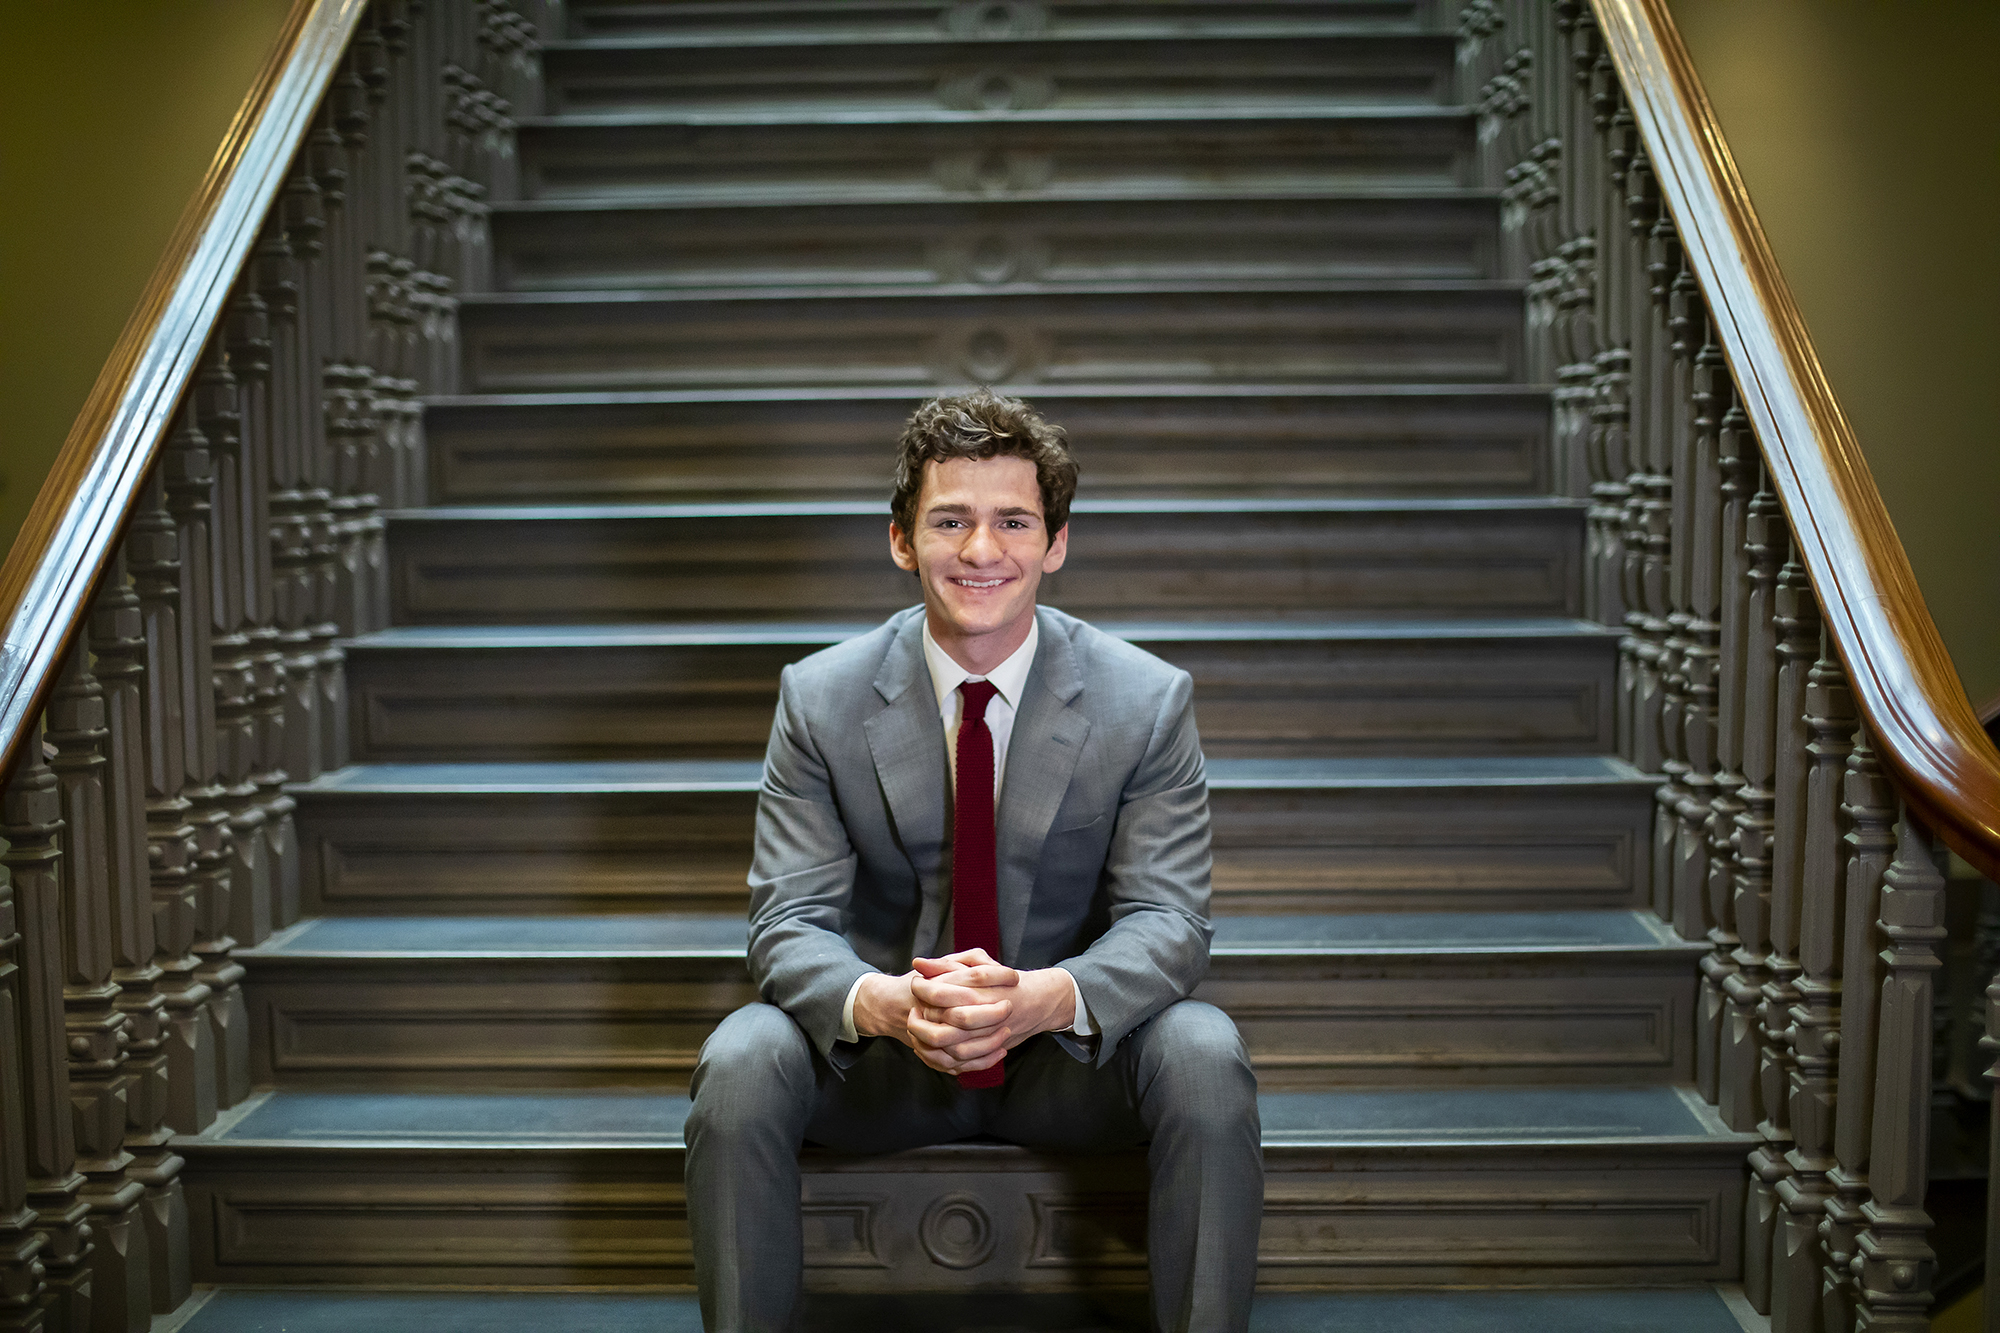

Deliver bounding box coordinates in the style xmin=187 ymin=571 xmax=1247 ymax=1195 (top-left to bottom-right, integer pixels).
xmin=685 ymin=390 xmax=1263 ymax=1332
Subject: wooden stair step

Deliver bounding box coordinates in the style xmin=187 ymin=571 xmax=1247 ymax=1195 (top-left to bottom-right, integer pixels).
xmin=563 ymin=3 xmax=1448 ymax=46
xmin=457 ymin=279 xmax=1526 ymax=393
xmin=293 ymin=754 xmax=1655 ymax=917
xmin=517 ymin=108 xmax=1475 ymax=202
xmin=342 ymin=617 xmax=1615 ymax=762
xmin=178 ymin=1085 xmax=1753 ymax=1287
xmin=235 ymin=908 xmax=1701 ymax=1089
xmin=382 ymin=498 xmax=1582 ymax=623
xmin=489 ymin=192 xmax=1501 ymax=293
xmin=166 ymin=1284 xmax=1758 ymax=1333
xmin=423 ymin=383 xmax=1551 ymax=505
xmin=541 ymin=32 xmax=1456 ymax=117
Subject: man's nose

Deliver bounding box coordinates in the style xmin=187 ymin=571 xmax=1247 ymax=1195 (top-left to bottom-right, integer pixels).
xmin=960 ymin=521 xmax=1003 ymax=564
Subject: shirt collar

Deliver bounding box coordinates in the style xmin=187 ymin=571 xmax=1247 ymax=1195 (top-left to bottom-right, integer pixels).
xmin=921 ymin=613 xmax=1040 ymax=716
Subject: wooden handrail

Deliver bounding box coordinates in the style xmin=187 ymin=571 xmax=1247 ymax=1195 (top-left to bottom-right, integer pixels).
xmin=0 ymin=0 xmax=366 ymax=781
xmin=1593 ymin=0 xmax=2000 ymax=880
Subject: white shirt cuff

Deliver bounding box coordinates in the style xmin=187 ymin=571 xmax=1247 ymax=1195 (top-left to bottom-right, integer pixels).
xmin=1057 ymin=966 xmax=1096 ymax=1037
xmin=840 ymin=973 xmax=868 ymax=1044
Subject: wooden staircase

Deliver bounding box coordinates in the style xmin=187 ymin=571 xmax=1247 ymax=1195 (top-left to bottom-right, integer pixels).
xmin=177 ymin=0 xmax=1755 ymax=1302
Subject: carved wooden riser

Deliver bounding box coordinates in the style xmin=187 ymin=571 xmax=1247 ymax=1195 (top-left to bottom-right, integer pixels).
xmin=493 ymin=194 xmax=1500 ymax=295
xmin=341 ymin=623 xmax=1614 ymax=762
xmin=457 ymin=282 xmax=1526 ymax=394
xmin=233 ymin=919 xmax=1702 ymax=1089
xmin=291 ymin=755 xmax=1655 ymax=916
xmin=544 ymin=32 xmax=1458 ymax=117
xmin=563 ymin=1 xmax=1449 ymax=43
xmin=383 ymin=501 xmax=1582 ymax=623
xmin=426 ymin=385 xmax=1549 ymax=505
xmin=519 ymin=110 xmax=1476 ymax=202
xmin=181 ymin=1129 xmax=1751 ymax=1289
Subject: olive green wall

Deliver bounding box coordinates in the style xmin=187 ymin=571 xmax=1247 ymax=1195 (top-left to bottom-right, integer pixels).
xmin=1668 ymin=0 xmax=2000 ymax=707
xmin=0 ymin=0 xmax=296 ymax=560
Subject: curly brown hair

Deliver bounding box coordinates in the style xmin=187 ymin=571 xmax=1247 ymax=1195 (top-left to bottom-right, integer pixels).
xmin=889 ymin=389 xmax=1078 ymax=539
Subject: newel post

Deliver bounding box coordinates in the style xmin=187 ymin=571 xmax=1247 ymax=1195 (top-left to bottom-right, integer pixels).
xmin=1852 ymin=812 xmax=1944 ymax=1329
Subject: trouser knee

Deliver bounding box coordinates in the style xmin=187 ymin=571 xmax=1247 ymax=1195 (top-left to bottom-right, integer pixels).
xmin=1135 ymin=1000 xmax=1259 ymax=1136
xmin=687 ymin=1003 xmax=817 ymax=1150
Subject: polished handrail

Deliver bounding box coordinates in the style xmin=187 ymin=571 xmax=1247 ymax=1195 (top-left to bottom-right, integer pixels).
xmin=1592 ymin=0 xmax=2000 ymax=879
xmin=0 ymin=0 xmax=366 ymax=780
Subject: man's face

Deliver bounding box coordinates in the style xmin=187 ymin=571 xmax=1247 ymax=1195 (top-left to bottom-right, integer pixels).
xmin=889 ymin=455 xmax=1069 ymax=655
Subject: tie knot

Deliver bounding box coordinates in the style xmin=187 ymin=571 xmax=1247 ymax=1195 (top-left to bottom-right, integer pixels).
xmin=959 ymin=678 xmax=1000 ymax=723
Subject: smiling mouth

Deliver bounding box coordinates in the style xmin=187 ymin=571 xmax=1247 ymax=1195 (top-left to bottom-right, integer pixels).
xmin=951 ymin=577 xmax=1009 ymax=589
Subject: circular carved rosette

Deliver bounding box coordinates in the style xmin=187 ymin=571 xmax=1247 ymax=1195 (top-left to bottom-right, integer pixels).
xmin=919 ymin=1193 xmax=998 ymax=1270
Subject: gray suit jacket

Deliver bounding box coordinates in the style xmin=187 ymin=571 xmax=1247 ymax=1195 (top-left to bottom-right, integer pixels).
xmin=746 ymin=604 xmax=1214 ymax=1071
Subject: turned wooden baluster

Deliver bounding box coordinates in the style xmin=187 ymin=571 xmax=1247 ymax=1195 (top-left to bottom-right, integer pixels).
xmin=1586 ymin=101 xmax=1634 ymax=631
xmin=224 ymin=287 xmax=300 ymax=935
xmin=162 ymin=400 xmax=250 ymax=1113
xmin=1677 ymin=318 xmax=1728 ymax=1100
xmin=0 ymin=828 xmax=44 ymax=1328
xmin=1749 ymin=548 xmax=1817 ymax=1311
xmin=1823 ymin=728 xmax=1896 ymax=1329
xmin=1719 ymin=443 xmax=1782 ymax=1141
xmin=46 ymin=639 xmax=151 ymax=1332
xmin=197 ymin=346 xmax=273 ymax=978
xmin=1851 ymin=812 xmax=1945 ymax=1330
xmin=2 ymin=730 xmax=88 ymax=1328
xmin=87 ymin=556 xmax=190 ymax=1314
xmin=124 ymin=474 xmax=215 ymax=1140
xmin=1623 ymin=190 xmax=1676 ymax=778
xmin=1773 ymin=633 xmax=1852 ymax=1333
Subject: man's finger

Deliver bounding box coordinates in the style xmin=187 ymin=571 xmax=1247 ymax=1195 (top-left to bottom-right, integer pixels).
xmin=914 ymin=964 xmax=1019 ymax=995
xmin=919 ymin=999 xmax=1012 ymax=1030
xmin=911 ymin=948 xmax=997 ymax=977
xmin=906 ymin=1013 xmax=1010 ymax=1061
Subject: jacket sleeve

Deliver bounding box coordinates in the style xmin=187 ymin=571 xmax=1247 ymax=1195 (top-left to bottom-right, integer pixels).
xmin=1056 ymin=668 xmax=1214 ymax=1066
xmin=744 ymin=663 xmax=879 ymax=1069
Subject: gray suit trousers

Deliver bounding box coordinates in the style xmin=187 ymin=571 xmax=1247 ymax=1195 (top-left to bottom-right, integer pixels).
xmin=685 ymin=998 xmax=1263 ymax=1333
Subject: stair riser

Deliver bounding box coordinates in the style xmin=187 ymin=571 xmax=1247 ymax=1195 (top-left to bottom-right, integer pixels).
xmin=294 ymin=780 xmax=1652 ymax=916
xmin=384 ymin=506 xmax=1583 ymax=623
xmin=343 ymin=634 xmax=1615 ymax=762
xmin=566 ymin=2 xmax=1444 ymax=43
xmin=459 ymin=285 xmax=1524 ymax=393
xmin=426 ymin=388 xmax=1549 ymax=504
xmin=493 ymin=195 xmax=1500 ymax=292
xmin=239 ymin=951 xmax=1697 ymax=1089
xmin=545 ymin=35 xmax=1457 ymax=117
xmin=182 ymin=1142 xmax=1747 ymax=1288
xmin=519 ymin=113 xmax=1476 ymax=201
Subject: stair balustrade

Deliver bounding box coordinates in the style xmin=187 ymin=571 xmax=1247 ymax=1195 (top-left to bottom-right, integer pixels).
xmin=0 ymin=2 xmax=545 ymax=1325
xmin=1463 ymin=2 xmax=1998 ymax=1328
xmin=0 ymin=0 xmax=1991 ymax=1328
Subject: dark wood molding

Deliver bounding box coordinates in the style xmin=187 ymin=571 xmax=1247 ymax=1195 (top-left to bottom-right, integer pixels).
xmin=0 ymin=0 xmax=366 ymax=782
xmin=1592 ymin=0 xmax=2000 ymax=879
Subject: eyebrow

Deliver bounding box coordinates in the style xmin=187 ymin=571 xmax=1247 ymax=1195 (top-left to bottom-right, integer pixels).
xmin=924 ymin=503 xmax=1043 ymax=519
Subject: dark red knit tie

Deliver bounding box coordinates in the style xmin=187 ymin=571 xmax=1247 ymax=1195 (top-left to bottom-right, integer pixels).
xmin=952 ymin=679 xmax=1004 ymax=1089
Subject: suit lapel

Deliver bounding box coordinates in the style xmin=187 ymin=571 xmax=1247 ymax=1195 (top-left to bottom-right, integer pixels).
xmin=995 ymin=611 xmax=1089 ymax=964
xmin=864 ymin=614 xmax=948 ymax=937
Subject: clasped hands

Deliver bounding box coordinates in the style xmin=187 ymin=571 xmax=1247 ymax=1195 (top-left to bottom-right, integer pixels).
xmin=852 ymin=948 xmax=1076 ymax=1075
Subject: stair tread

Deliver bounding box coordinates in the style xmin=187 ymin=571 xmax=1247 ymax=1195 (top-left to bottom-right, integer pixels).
xmin=189 ymin=1083 xmax=1738 ymax=1148
xmin=425 ymin=381 xmax=1550 ymax=408
xmin=545 ymin=27 xmax=1452 ymax=53
xmin=171 ymin=1285 xmax=1752 ymax=1333
xmin=460 ymin=276 xmax=1524 ymax=305
xmin=297 ymin=753 xmax=1651 ymax=794
xmin=389 ymin=495 xmax=1582 ymax=521
xmin=245 ymin=909 xmax=1691 ymax=959
xmin=522 ymin=105 xmax=1470 ymax=129
xmin=489 ymin=186 xmax=1504 ymax=215
xmin=348 ymin=616 xmax=1616 ymax=653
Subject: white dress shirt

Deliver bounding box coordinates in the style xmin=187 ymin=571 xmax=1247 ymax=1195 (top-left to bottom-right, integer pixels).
xmin=838 ymin=616 xmax=1096 ymax=1043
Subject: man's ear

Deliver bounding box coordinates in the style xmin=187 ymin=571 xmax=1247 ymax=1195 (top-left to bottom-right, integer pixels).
xmin=889 ymin=521 xmax=919 ymax=572
xmin=1041 ymin=523 xmax=1069 ymax=575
